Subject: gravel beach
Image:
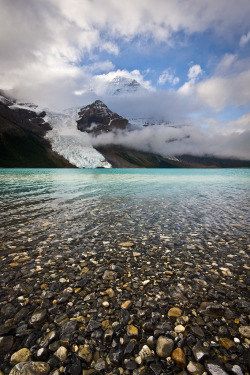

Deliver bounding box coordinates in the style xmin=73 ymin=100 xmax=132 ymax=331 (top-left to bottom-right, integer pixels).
xmin=0 ymin=228 xmax=249 ymax=374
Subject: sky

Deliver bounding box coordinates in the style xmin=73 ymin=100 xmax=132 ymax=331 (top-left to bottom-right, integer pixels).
xmin=0 ymin=0 xmax=250 ymax=159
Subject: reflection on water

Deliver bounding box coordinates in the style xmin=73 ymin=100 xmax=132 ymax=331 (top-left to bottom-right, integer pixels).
xmin=0 ymin=168 xmax=249 ymax=253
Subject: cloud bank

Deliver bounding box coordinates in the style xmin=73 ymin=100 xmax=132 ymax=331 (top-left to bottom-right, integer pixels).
xmin=89 ymin=116 xmax=250 ymax=160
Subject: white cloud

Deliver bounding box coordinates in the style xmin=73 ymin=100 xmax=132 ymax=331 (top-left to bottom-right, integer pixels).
xmin=90 ymin=118 xmax=250 ymax=160
xmin=178 ymin=64 xmax=202 ymax=95
xmin=240 ymin=30 xmax=250 ymax=47
xmin=196 ymin=69 xmax=250 ymax=111
xmin=216 ymin=53 xmax=237 ymax=74
xmin=187 ymin=64 xmax=202 ymax=80
xmin=158 ymin=69 xmax=180 ymax=85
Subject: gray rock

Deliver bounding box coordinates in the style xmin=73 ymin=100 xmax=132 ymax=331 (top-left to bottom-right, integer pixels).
xmin=156 ymin=336 xmax=174 ymax=357
xmin=29 ymin=308 xmax=46 ymax=325
xmin=94 ymin=358 xmax=106 ymax=371
xmin=231 ymin=365 xmax=243 ymax=375
xmin=40 ymin=330 xmax=57 ymax=347
xmin=192 ymin=345 xmax=209 ymax=362
xmin=103 ymin=270 xmax=117 ymax=281
xmin=205 ymin=361 xmax=229 ymax=375
xmin=86 ymin=320 xmax=101 ymax=332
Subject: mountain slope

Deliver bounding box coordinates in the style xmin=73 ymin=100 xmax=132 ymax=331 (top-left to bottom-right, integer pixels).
xmin=0 ymin=101 xmax=74 ymax=168
xmin=96 ymin=145 xmax=190 ymax=168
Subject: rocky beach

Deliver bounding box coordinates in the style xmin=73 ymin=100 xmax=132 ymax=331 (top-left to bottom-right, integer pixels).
xmin=0 ymin=169 xmax=249 ymax=374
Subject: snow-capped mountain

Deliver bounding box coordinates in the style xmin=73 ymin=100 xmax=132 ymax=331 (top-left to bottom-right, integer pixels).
xmin=93 ymin=75 xmax=147 ymax=97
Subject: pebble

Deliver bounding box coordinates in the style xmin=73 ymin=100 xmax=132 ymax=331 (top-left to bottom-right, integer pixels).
xmin=172 ymin=348 xmax=187 ymax=368
xmin=187 ymin=361 xmax=205 ymax=375
xmin=168 ymin=307 xmax=182 ymax=318
xmin=54 ymin=346 xmax=68 ymax=361
xmin=205 ymin=361 xmax=229 ymax=375
xmin=78 ymin=345 xmax=93 ymax=363
xmin=10 ymin=348 xmax=31 ymax=364
xmin=174 ymin=324 xmax=185 ymax=333
xmin=156 ymin=336 xmax=174 ymax=357
xmin=127 ymin=325 xmax=138 ymax=336
xmin=239 ymin=326 xmax=250 ymax=338
xmin=9 ymin=362 xmax=50 ymax=375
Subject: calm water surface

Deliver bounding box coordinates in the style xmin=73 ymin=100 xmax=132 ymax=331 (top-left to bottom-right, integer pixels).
xmin=0 ymin=169 xmax=249 ymax=252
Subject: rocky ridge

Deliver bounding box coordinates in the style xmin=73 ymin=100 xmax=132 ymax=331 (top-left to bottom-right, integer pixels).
xmin=77 ymin=100 xmax=128 ymax=135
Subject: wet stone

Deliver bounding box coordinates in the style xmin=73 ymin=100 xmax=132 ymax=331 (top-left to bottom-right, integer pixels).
xmin=127 ymin=324 xmax=138 ymax=336
xmin=124 ymin=340 xmax=136 ymax=355
xmin=103 ymin=270 xmax=117 ymax=281
xmin=187 ymin=361 xmax=205 ymax=375
xmin=1 ymin=303 xmax=16 ymax=318
xmin=120 ymin=309 xmax=131 ymax=326
xmin=191 ymin=325 xmax=204 ymax=338
xmin=156 ymin=336 xmax=174 ymax=357
xmin=219 ymin=337 xmax=235 ymax=350
xmin=40 ymin=330 xmax=57 ymax=347
xmin=29 ymin=308 xmax=47 ymax=325
xmin=168 ymin=307 xmax=182 ymax=318
xmin=78 ymin=345 xmax=93 ymax=363
xmin=94 ymin=358 xmax=106 ymax=371
xmin=172 ymin=348 xmax=187 ymax=369
xmin=205 ymin=361 xmax=229 ymax=375
xmin=0 ymin=335 xmax=14 ymax=353
xmin=86 ymin=320 xmax=101 ymax=332
xmin=192 ymin=345 xmax=209 ymax=362
xmin=10 ymin=348 xmax=32 ymax=364
xmin=239 ymin=325 xmax=250 ymax=338
xmin=9 ymin=362 xmax=50 ymax=375
xmin=150 ymin=362 xmax=163 ymax=375
xmin=54 ymin=346 xmax=68 ymax=361
xmin=60 ymin=319 xmax=77 ymax=340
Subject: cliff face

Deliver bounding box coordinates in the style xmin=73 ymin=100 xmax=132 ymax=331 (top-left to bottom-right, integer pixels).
xmin=77 ymin=100 xmax=128 ymax=135
xmin=0 ymin=101 xmax=74 ymax=168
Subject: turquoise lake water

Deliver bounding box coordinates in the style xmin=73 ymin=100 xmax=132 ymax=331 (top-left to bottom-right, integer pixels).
xmin=0 ymin=169 xmax=249 ymax=253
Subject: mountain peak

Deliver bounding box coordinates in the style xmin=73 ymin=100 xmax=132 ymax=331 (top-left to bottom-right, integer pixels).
xmin=77 ymin=100 xmax=128 ymax=134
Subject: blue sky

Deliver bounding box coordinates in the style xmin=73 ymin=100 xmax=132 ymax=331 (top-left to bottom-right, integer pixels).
xmin=0 ymin=0 xmax=250 ymax=156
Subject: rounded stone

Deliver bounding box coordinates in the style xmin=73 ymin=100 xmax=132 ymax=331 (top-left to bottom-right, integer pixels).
xmin=9 ymin=362 xmax=50 ymax=375
xmin=156 ymin=336 xmax=174 ymax=357
xmin=168 ymin=307 xmax=182 ymax=319
xmin=172 ymin=348 xmax=187 ymax=369
xmin=11 ymin=348 xmax=32 ymax=365
xmin=174 ymin=324 xmax=185 ymax=333
xmin=239 ymin=326 xmax=250 ymax=338
xmin=187 ymin=361 xmax=205 ymax=375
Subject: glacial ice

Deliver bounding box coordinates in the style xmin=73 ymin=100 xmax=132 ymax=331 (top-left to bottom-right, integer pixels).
xmin=45 ymin=107 xmax=111 ymax=168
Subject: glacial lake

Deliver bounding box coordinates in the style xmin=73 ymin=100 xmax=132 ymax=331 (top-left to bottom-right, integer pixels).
xmin=0 ymin=168 xmax=249 ymax=253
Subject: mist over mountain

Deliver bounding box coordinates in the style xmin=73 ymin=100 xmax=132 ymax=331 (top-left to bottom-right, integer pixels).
xmin=0 ymin=85 xmax=250 ymax=168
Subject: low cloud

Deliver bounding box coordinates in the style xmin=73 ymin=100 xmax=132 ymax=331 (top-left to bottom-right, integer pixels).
xmin=89 ymin=121 xmax=250 ymax=160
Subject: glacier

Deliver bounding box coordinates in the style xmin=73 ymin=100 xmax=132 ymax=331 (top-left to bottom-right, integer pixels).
xmin=45 ymin=107 xmax=111 ymax=168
